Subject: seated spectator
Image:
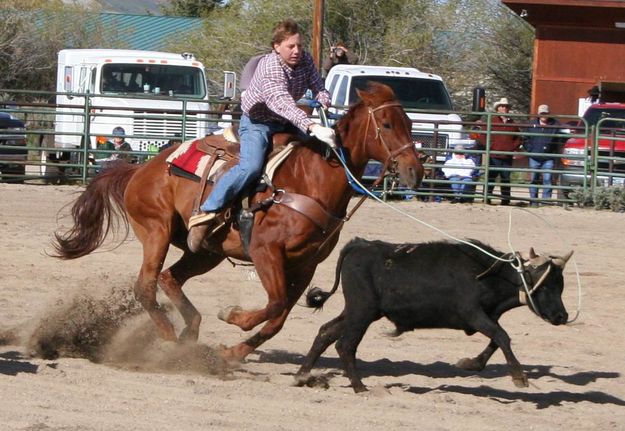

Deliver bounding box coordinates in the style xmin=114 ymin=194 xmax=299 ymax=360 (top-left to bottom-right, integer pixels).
xmin=442 ymin=146 xmax=476 ymax=203
xmin=94 ymin=126 xmax=133 ymax=167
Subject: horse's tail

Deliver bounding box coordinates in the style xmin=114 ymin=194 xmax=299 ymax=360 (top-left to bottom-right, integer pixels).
xmin=305 ymin=239 xmax=358 ymax=309
xmin=52 ymin=163 xmax=140 ymax=260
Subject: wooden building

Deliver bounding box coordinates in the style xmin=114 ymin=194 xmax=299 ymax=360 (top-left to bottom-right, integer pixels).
xmin=502 ymin=0 xmax=625 ymax=115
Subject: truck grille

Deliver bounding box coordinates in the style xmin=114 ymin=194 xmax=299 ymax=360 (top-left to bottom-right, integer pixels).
xmin=412 ymin=133 xmax=448 ymax=160
xmin=598 ymin=149 xmax=625 ymax=173
xmin=133 ymin=112 xmax=202 ymax=151
xmin=412 ymin=133 xmax=448 ymax=149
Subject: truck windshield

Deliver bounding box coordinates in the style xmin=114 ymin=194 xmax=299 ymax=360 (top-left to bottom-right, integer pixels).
xmin=584 ymin=108 xmax=625 ymax=130
xmin=349 ymin=76 xmax=453 ymax=110
xmin=101 ymin=64 xmax=206 ymax=98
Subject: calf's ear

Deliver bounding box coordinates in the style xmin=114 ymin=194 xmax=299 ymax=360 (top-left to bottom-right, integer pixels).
xmin=529 ymin=247 xmax=538 ymax=259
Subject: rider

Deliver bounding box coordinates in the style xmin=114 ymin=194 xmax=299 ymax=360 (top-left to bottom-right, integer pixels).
xmin=187 ymin=18 xmax=335 ymax=252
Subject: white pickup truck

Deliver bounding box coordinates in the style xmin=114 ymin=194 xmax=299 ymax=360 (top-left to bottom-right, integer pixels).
xmin=324 ymin=65 xmax=474 ymax=161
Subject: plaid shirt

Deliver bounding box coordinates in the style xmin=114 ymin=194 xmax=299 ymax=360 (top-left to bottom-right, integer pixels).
xmin=241 ymin=50 xmax=330 ymax=132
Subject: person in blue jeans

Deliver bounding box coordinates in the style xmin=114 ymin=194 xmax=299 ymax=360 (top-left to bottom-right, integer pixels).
xmin=524 ymin=104 xmax=562 ymax=206
xmin=186 ymin=19 xmax=334 ymax=252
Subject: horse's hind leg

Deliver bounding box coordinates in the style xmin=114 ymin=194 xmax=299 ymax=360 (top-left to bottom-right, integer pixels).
xmin=129 ymin=212 xmax=179 ymax=341
xmin=158 ymin=251 xmax=225 ymax=342
xmin=134 ymin=243 xmax=177 ymax=341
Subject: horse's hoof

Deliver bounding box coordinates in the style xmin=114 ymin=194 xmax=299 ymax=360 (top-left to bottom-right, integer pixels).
xmin=218 ymin=305 xmax=242 ymax=323
xmin=218 ymin=345 xmax=244 ymax=366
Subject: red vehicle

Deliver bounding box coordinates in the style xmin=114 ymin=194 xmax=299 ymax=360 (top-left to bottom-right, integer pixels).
xmin=560 ymin=103 xmax=625 ymax=196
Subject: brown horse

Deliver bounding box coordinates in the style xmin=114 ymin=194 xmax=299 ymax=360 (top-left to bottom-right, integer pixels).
xmin=53 ymin=83 xmax=424 ymax=361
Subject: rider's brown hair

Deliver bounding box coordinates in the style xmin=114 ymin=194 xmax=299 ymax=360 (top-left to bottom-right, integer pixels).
xmin=271 ymin=18 xmax=300 ymax=47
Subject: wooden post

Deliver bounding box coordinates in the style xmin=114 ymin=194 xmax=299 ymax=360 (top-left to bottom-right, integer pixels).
xmin=312 ymin=0 xmax=324 ymax=69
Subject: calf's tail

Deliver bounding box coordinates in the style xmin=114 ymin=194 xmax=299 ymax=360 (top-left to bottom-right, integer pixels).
xmin=305 ymin=240 xmax=355 ymax=309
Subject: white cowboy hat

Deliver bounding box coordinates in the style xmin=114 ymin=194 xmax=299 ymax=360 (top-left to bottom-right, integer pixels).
xmin=493 ymin=97 xmax=510 ymax=110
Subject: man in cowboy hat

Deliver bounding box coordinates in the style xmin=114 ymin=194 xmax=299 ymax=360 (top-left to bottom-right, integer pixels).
xmin=481 ymin=97 xmax=522 ymax=205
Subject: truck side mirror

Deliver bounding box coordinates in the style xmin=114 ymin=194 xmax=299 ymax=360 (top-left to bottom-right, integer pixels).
xmin=223 ymin=71 xmax=237 ymax=99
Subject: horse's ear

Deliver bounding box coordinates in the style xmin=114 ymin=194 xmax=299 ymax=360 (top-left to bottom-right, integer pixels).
xmin=355 ymin=87 xmax=372 ymax=107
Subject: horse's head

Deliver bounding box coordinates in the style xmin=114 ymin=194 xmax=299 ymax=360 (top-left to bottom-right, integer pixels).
xmin=336 ymin=82 xmax=424 ymax=189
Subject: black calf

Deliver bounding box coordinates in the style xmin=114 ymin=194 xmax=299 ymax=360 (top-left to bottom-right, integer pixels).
xmin=296 ymin=237 xmax=572 ymax=393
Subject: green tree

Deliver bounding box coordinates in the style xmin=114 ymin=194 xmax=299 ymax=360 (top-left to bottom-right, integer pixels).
xmin=166 ymin=0 xmax=313 ymax=96
xmin=437 ymin=0 xmax=534 ymax=112
xmin=160 ymin=0 xmax=226 ymax=17
xmin=175 ymin=0 xmax=533 ymax=110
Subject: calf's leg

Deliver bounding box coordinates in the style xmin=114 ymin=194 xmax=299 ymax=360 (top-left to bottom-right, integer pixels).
xmin=335 ymin=308 xmax=380 ymax=393
xmin=295 ymin=312 xmax=345 ymax=386
xmin=456 ymin=340 xmax=498 ymax=371
xmin=466 ymin=312 xmax=528 ymax=387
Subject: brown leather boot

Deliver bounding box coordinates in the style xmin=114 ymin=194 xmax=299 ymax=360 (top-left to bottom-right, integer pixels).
xmin=187 ymin=212 xmax=217 ymax=252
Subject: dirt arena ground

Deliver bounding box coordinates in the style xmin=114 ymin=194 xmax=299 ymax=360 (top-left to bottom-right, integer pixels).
xmin=1 ymin=183 xmax=624 ymax=431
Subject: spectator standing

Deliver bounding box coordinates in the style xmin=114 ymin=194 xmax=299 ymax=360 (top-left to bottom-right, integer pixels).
xmin=524 ymin=104 xmax=561 ymax=205
xmin=442 ymin=145 xmax=476 ymax=203
xmin=483 ymin=97 xmax=522 ymax=205
xmin=321 ymin=42 xmax=357 ymax=77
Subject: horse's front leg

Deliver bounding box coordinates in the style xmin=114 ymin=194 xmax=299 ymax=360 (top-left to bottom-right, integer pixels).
xmin=218 ymin=244 xmax=289 ymax=331
xmin=221 ymin=265 xmax=316 ymax=361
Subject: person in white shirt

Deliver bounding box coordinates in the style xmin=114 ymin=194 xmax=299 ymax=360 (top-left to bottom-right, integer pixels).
xmin=442 ymin=146 xmax=476 ymax=203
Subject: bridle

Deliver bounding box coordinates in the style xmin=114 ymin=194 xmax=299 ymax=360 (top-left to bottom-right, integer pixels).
xmin=362 ymin=102 xmax=417 ymax=175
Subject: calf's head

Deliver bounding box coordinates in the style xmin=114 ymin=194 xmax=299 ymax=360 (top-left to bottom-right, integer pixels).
xmin=522 ymin=248 xmax=573 ymax=325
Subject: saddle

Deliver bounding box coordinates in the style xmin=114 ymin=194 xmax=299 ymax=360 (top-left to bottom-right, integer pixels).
xmin=167 ymin=131 xmax=340 ymax=256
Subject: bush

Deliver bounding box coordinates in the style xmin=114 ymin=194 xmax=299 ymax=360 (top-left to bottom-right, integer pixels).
xmin=570 ymin=185 xmax=625 ymax=212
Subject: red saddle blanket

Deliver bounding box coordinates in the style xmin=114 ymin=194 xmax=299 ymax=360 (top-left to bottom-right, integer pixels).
xmin=167 ymin=139 xmax=217 ymax=177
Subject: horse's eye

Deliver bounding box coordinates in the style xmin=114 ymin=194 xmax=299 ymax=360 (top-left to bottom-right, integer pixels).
xmin=383 ymin=122 xmax=391 ymax=129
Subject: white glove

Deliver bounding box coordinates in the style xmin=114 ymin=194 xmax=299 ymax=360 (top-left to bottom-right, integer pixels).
xmin=310 ymin=124 xmax=336 ymax=148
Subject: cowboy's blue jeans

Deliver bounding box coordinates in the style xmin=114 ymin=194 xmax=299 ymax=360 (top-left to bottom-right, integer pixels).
xmin=528 ymin=157 xmax=554 ymax=199
xmin=200 ymin=114 xmax=288 ymax=212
